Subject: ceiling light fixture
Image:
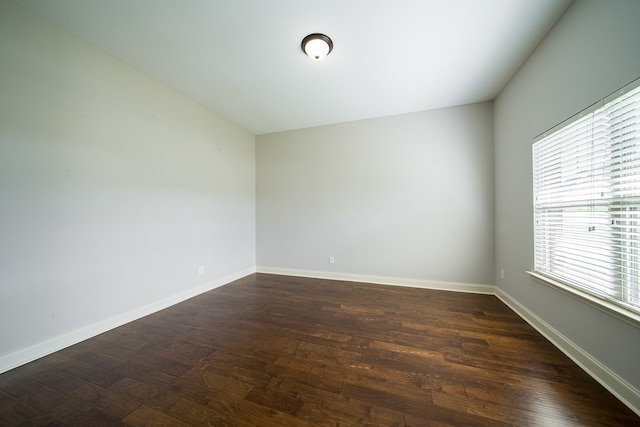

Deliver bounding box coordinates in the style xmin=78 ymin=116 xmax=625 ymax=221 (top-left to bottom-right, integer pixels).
xmin=301 ymin=33 xmax=333 ymax=61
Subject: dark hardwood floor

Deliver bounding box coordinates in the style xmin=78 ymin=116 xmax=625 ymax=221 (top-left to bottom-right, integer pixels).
xmin=1 ymin=273 xmax=638 ymax=426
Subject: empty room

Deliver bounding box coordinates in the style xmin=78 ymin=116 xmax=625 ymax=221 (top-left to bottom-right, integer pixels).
xmin=1 ymin=0 xmax=640 ymax=425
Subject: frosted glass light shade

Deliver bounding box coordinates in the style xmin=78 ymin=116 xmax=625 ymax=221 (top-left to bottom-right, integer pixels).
xmin=301 ymin=33 xmax=333 ymax=60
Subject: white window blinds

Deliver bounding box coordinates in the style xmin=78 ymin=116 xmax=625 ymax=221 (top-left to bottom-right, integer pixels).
xmin=533 ymin=78 xmax=640 ymax=318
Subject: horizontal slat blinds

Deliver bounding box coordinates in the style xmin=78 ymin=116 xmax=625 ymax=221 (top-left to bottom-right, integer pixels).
xmin=533 ymin=79 xmax=640 ymax=317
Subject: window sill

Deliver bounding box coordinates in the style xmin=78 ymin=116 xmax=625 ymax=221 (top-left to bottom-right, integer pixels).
xmin=526 ymin=271 xmax=640 ymax=329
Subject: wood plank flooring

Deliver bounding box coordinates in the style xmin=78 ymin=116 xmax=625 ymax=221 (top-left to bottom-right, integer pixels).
xmin=1 ymin=273 xmax=639 ymax=426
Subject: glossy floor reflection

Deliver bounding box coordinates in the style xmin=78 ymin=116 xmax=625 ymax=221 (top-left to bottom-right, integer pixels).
xmin=1 ymin=273 xmax=639 ymax=426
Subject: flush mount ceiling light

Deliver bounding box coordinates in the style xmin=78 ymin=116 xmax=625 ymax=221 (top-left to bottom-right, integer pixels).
xmin=301 ymin=33 xmax=333 ymax=61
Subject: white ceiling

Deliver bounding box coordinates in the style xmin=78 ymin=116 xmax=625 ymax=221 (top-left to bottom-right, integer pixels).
xmin=17 ymin=0 xmax=572 ymax=135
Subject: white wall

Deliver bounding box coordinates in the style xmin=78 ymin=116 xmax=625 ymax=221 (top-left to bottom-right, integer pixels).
xmin=257 ymin=103 xmax=494 ymax=286
xmin=0 ymin=1 xmax=255 ymax=368
xmin=494 ymin=0 xmax=640 ymax=393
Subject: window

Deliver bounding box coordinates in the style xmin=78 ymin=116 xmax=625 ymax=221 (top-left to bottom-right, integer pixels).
xmin=532 ymin=78 xmax=640 ymax=321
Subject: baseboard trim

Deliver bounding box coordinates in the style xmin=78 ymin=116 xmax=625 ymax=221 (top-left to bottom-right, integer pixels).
xmin=0 ymin=267 xmax=256 ymax=375
xmin=495 ymin=287 xmax=640 ymax=417
xmin=256 ymin=266 xmax=496 ymax=295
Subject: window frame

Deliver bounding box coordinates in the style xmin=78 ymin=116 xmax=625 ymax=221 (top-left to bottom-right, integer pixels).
xmin=530 ymin=77 xmax=640 ymax=328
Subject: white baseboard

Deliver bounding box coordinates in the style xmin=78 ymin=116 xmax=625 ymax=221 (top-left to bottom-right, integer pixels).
xmin=256 ymin=266 xmax=496 ymax=295
xmin=495 ymin=288 xmax=640 ymax=417
xmin=0 ymin=267 xmax=255 ymax=375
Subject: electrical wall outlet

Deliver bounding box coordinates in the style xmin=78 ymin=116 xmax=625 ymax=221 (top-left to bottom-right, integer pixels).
xmin=329 ymin=256 xmax=335 ymax=264
xmin=500 ymin=268 xmax=505 ymax=280
xmin=198 ymin=266 xmax=204 ymax=275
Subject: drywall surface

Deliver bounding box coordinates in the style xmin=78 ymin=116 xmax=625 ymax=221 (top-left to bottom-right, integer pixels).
xmin=0 ymin=2 xmax=255 ymax=360
xmin=257 ymin=103 xmax=494 ymax=285
xmin=494 ymin=0 xmax=640 ymax=390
